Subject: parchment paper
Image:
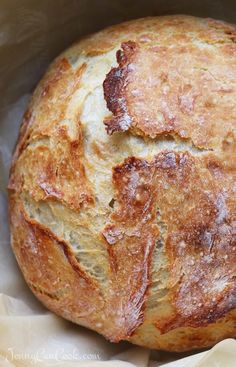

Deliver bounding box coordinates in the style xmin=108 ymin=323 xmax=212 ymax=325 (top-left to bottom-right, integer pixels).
xmin=0 ymin=0 xmax=235 ymax=365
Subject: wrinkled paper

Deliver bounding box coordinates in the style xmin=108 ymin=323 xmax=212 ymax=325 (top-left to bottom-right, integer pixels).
xmin=0 ymin=0 xmax=235 ymax=365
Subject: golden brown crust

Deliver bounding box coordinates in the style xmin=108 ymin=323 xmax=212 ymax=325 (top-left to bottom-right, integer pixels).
xmin=8 ymin=15 xmax=236 ymax=351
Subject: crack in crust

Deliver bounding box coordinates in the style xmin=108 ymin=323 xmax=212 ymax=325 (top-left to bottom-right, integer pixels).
xmin=8 ymin=59 xmax=94 ymax=211
xmin=103 ymin=38 xmax=236 ymax=150
xmin=9 ymin=196 xmax=108 ymax=328
xmin=102 ymin=157 xmax=159 ymax=340
xmin=102 ymin=152 xmax=236 ymax=335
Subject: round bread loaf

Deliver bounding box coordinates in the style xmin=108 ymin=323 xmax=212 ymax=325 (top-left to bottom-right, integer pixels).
xmin=8 ymin=15 xmax=236 ymax=351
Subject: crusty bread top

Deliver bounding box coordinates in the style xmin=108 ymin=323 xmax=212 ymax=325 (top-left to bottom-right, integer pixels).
xmin=8 ymin=15 xmax=236 ymax=351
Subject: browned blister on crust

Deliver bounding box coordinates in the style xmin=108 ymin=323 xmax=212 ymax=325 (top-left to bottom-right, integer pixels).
xmin=8 ymin=15 xmax=236 ymax=352
xmin=103 ymin=41 xmax=137 ymax=134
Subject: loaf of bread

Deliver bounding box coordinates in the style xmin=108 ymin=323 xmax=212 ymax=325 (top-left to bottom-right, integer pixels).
xmin=8 ymin=15 xmax=236 ymax=351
